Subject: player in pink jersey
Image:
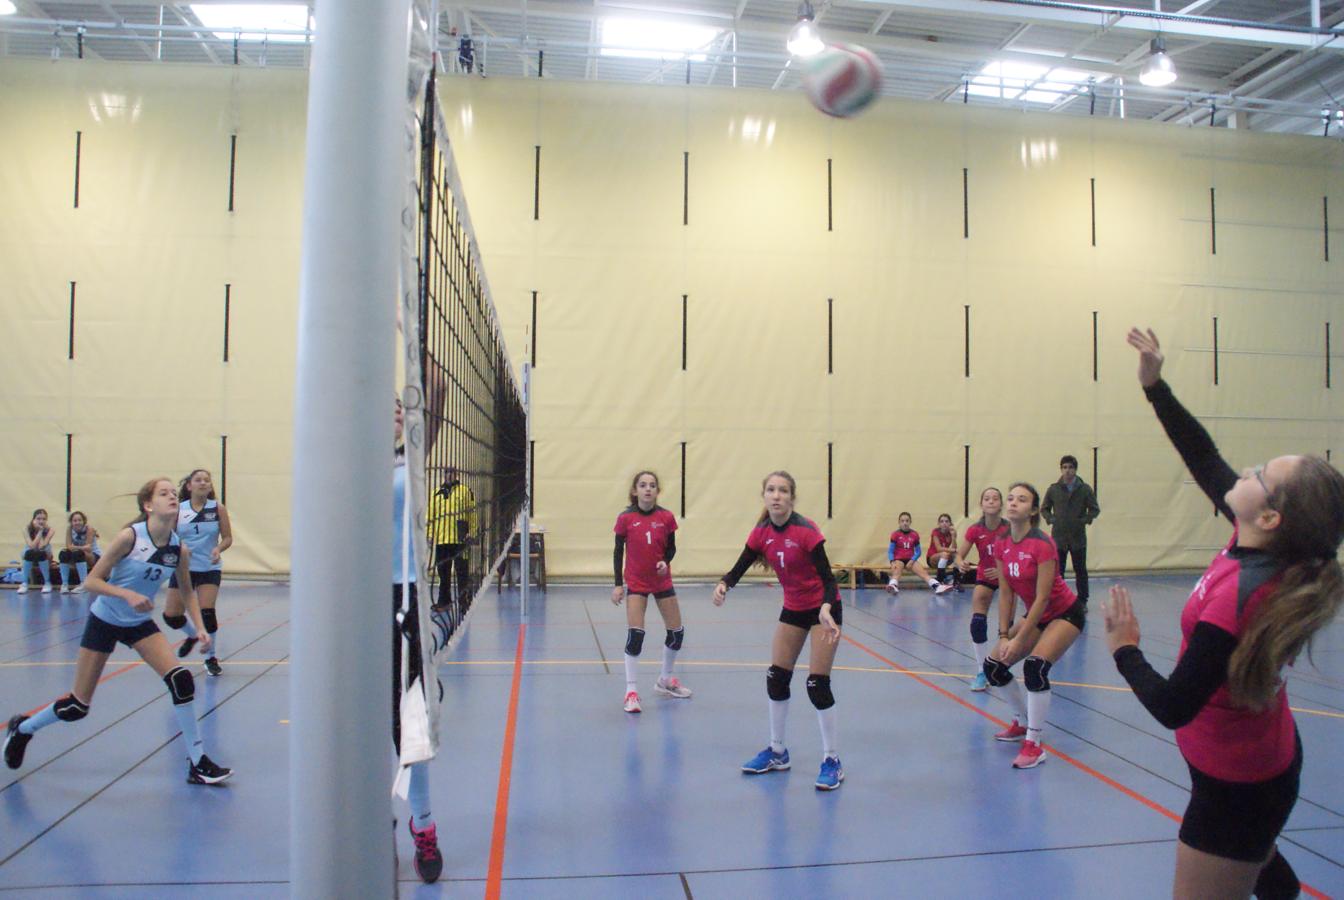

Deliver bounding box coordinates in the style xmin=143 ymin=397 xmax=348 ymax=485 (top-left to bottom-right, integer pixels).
xmin=612 ymin=470 xmax=690 ymax=713
xmin=1099 ymin=328 xmax=1344 ymax=899
xmin=955 ymin=487 xmax=1009 ymax=691
xmin=886 ymin=512 xmax=952 ymax=595
xmin=713 ymin=471 xmax=844 ymax=791
xmin=926 ymin=514 xmax=961 ymax=591
xmin=982 ymin=482 xmax=1086 ymax=769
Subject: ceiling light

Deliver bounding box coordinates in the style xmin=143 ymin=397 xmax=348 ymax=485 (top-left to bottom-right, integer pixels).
xmin=0 ymin=0 xmax=18 ymax=16
xmin=189 ymin=4 xmax=311 ymax=43
xmin=786 ymin=0 xmax=824 ymax=58
xmin=1139 ymin=37 xmax=1177 ymax=87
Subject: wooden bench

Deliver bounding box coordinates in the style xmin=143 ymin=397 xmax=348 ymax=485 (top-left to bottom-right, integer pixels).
xmin=832 ymin=563 xmax=883 ymax=590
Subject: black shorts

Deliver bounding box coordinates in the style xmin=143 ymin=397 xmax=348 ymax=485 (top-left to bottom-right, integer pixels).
xmin=779 ymin=600 xmax=843 ymax=630
xmin=80 ymin=612 xmax=160 ymax=653
xmin=392 ymin=584 xmax=422 ymax=755
xmin=975 ymin=579 xmax=999 ymax=591
xmin=1179 ymin=733 xmax=1302 ymax=862
xmin=629 ymin=588 xmax=676 ymax=600
xmin=1041 ymin=597 xmax=1087 ymax=632
xmin=168 ymin=570 xmax=222 ymax=589
xmin=22 ymin=549 xmax=51 ymax=563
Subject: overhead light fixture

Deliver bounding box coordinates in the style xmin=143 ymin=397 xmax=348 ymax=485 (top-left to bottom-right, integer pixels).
xmin=1139 ymin=37 xmax=1177 ymax=87
xmin=0 ymin=0 xmax=18 ymax=16
xmin=786 ymin=0 xmax=824 ymax=58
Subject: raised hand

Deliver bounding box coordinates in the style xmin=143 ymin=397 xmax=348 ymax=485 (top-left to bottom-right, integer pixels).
xmin=1126 ymin=327 xmax=1164 ymax=388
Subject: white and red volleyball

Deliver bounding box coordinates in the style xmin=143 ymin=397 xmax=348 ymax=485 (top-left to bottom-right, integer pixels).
xmin=801 ymin=43 xmax=883 ymax=118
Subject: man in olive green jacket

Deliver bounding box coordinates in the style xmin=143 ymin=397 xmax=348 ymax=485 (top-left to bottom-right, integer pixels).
xmin=1041 ymin=454 xmax=1100 ymax=604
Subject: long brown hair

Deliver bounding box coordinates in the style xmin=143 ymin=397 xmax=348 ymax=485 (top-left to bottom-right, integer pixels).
xmin=1228 ymin=456 xmax=1344 ymax=710
xmin=179 ymin=469 xmax=217 ymax=502
xmin=1008 ymin=482 xmax=1042 ymax=528
xmin=628 ymin=470 xmax=659 ymax=506
xmin=127 ymin=478 xmax=174 ymax=527
xmin=756 ymin=470 xmax=796 ymax=526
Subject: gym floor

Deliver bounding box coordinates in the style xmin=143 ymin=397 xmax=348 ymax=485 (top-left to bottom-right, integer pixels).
xmin=2 ymin=574 xmax=1341 ymax=897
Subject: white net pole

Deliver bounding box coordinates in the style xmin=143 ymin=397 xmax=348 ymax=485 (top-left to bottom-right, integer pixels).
xmin=290 ymin=0 xmax=411 ymax=896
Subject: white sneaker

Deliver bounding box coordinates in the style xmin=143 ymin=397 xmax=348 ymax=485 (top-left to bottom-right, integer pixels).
xmin=655 ymin=676 xmax=693 ymax=699
xmin=623 ymin=691 xmax=642 ymax=714
xmin=885 ymin=579 xmax=899 ymax=595
xmin=59 ymin=585 xmax=70 ymax=594
xmin=16 ymin=584 xmax=28 ymax=594
xmin=70 ymin=585 xmax=85 ymax=594
xmin=934 ymin=582 xmax=954 ymax=595
xmin=40 ymin=584 xmax=52 ymax=594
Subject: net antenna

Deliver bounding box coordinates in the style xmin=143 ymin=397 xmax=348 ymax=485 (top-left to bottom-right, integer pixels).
xmin=396 ymin=0 xmax=528 ymax=769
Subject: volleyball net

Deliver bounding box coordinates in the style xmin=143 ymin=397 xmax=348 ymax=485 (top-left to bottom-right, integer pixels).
xmin=396 ymin=1 xmax=528 ymax=762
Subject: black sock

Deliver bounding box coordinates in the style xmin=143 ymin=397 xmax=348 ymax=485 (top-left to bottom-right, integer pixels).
xmin=1254 ymin=849 xmax=1300 ymax=900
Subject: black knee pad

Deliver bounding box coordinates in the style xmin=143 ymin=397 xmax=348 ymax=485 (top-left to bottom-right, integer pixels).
xmin=766 ymin=665 xmax=793 ymax=702
xmin=983 ymin=657 xmax=1014 ymax=688
xmin=54 ymin=694 xmax=90 ymax=722
xmin=664 ymin=628 xmax=684 ymax=651
xmin=164 ymin=666 xmax=195 ymax=705
xmin=58 ymin=549 xmax=78 ymax=564
xmin=624 ymin=628 xmax=645 ymax=656
xmin=1254 ymin=849 xmax=1300 ymax=900
xmin=969 ymin=613 xmax=988 ymax=645
xmin=163 ymin=613 xmax=188 ymax=630
xmin=805 ymin=674 xmax=835 ymax=710
xmin=201 ymin=608 xmax=218 ymax=634
xmin=1024 ymin=656 xmax=1052 ymax=692
xmin=22 ymin=549 xmax=46 ymax=563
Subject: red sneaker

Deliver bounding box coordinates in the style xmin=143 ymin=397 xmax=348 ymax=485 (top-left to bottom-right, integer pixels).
xmin=994 ymin=720 xmax=1027 ymax=742
xmin=409 ymin=820 xmax=443 ymax=883
xmin=1012 ymin=740 xmax=1047 ymax=769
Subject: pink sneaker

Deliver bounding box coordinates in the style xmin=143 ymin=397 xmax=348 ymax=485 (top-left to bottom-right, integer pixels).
xmin=409 ymin=820 xmax=443 ymax=883
xmin=623 ymin=691 xmax=642 ymax=714
xmin=934 ymin=582 xmax=954 ymax=595
xmin=1012 ymin=740 xmax=1047 ymax=769
xmin=655 ymin=676 xmax=692 ymax=699
xmin=994 ymin=720 xmax=1027 ymax=742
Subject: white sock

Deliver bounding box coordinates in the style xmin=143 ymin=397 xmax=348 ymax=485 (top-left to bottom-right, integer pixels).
xmin=660 ymin=645 xmax=677 ymax=682
xmin=816 ymin=707 xmax=837 ymax=759
xmin=1026 ymin=689 xmax=1051 ymax=744
xmin=928 ymin=578 xmax=939 ymax=588
xmin=769 ymin=699 xmax=789 ymax=753
xmin=1005 ymin=676 xmax=1029 ymax=721
xmin=623 ymin=653 xmax=639 ymax=693
xmin=972 ymin=639 xmax=988 ymax=670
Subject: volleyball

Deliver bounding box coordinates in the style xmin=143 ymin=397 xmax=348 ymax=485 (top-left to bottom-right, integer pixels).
xmin=801 ymin=43 xmax=884 ymax=118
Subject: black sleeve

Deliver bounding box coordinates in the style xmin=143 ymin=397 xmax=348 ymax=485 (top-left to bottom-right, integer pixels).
xmin=1112 ymin=621 xmax=1240 ymax=730
xmin=663 ymin=532 xmax=676 ymax=564
xmin=721 ymin=545 xmax=759 ymax=588
xmin=1144 ymin=379 xmax=1237 ymax=519
xmin=810 ymin=542 xmax=841 ymax=606
xmin=613 ymin=536 xmax=625 ymax=587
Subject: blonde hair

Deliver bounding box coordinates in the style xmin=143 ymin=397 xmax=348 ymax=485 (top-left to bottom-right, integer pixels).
xmin=126 ymin=478 xmax=174 ymax=527
xmin=756 ymin=470 xmax=796 ymax=525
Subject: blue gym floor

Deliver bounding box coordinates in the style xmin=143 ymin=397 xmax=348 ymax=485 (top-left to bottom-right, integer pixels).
xmin=2 ymin=575 xmax=1342 ymax=897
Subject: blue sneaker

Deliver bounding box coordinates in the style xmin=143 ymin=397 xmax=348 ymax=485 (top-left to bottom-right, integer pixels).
xmin=741 ymin=746 xmax=790 ymax=774
xmin=815 ymin=756 xmax=843 ymax=790
xmin=970 ymin=671 xmax=988 ymax=692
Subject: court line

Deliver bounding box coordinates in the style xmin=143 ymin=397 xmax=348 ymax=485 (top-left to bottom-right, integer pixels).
xmin=580 ymin=598 xmax=611 ymax=675
xmin=485 ymin=623 xmax=526 ymax=900
xmin=839 ymin=632 xmax=1331 ymax=899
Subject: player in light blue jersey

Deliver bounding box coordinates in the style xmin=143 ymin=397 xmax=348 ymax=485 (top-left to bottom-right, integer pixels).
xmin=162 ymin=469 xmax=233 ymax=677
xmin=3 ymin=478 xmax=232 ymax=785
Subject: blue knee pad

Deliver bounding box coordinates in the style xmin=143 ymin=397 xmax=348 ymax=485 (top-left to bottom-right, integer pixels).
xmin=1024 ymin=656 xmax=1052 ymax=692
xmin=982 ymin=657 xmax=1013 ymax=688
xmin=625 ymin=628 xmax=645 ymax=656
xmin=766 ymin=665 xmax=793 ymax=701
xmin=969 ymin=613 xmax=988 ymax=644
xmin=664 ymin=628 xmax=684 ymax=651
xmin=805 ymin=674 xmax=835 ymax=710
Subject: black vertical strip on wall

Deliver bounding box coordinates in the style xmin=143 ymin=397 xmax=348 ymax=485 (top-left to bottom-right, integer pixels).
xmin=679 ymin=441 xmax=686 ymax=518
xmin=1210 ymin=187 xmax=1217 ymax=255
xmin=73 ymin=131 xmax=82 ymax=208
xmin=962 ymin=168 xmax=969 ymax=239
xmin=1328 ymin=448 xmax=1333 ymax=463
xmin=1326 ymin=321 xmax=1332 ymax=389
xmin=1092 ymin=311 xmax=1098 ymax=382
xmin=1092 ymin=446 xmax=1099 ymax=496
xmin=530 ymin=291 xmax=537 ymax=367
xmin=533 ymin=146 xmax=541 ymax=220
xmin=963 ymin=445 xmax=970 ymax=518
xmin=537 ymin=50 xmax=544 ymax=77
xmin=1325 ymin=196 xmax=1330 ymax=262
xmin=683 ymin=152 xmax=689 ymax=226
xmin=1213 ymin=316 xmax=1220 ymax=385
xmin=223 ymin=284 xmax=231 ymax=362
xmin=529 ymin=440 xmax=536 ymax=514
xmin=827 ymin=298 xmax=833 ymax=374
xmin=685 ymin=60 xmax=691 ymax=85
xmin=228 ymin=135 xmax=237 ymax=212
xmin=1090 ymin=177 xmax=1097 ymax=247
xmin=68 ymin=282 xmax=76 ymax=360
xmin=220 ymin=435 xmax=228 ymax=506
xmin=963 ymin=305 xmax=970 ymax=377
xmin=827 ymin=158 xmax=833 ymax=232
xmin=681 ymin=294 xmax=688 ymax=371
xmin=827 ymin=442 xmax=833 ymax=519
xmin=65 ymin=434 xmax=73 ymax=512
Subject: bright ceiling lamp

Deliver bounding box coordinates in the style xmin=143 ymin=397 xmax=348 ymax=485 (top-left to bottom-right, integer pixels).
xmin=190 ymin=4 xmax=311 ymax=43
xmin=1139 ymin=37 xmax=1177 ymax=87
xmin=786 ymin=0 xmax=824 ymax=58
xmin=600 ymin=17 xmax=720 ymax=60
xmin=0 ymin=0 xmax=18 ymax=16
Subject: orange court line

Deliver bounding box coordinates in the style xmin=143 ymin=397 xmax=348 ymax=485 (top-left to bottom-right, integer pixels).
xmin=486 ymin=623 xmax=526 ymax=900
